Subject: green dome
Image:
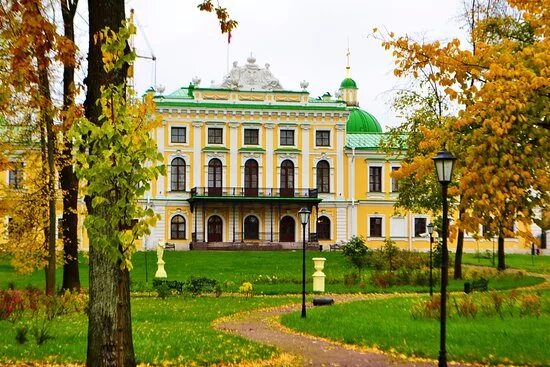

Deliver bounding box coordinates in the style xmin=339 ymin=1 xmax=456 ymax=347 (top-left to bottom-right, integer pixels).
xmin=340 ymin=78 xmax=358 ymax=89
xmin=346 ymin=108 xmax=382 ymax=133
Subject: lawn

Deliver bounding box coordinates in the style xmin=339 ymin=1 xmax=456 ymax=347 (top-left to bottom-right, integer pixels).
xmin=1 ymin=251 xmax=545 ymax=294
xmin=0 ymin=295 xmax=298 ymax=365
xmin=281 ymin=290 xmax=550 ymax=366
xmin=460 ymin=252 xmax=550 ymax=274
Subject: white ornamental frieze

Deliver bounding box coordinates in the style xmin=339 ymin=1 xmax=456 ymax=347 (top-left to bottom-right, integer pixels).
xmin=220 ymin=55 xmax=284 ymax=91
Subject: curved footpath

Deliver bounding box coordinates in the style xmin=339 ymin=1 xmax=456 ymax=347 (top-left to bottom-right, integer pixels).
xmin=216 ymin=269 xmax=549 ymax=367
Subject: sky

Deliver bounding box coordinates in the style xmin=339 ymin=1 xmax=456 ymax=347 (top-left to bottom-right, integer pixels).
xmin=123 ymin=0 xmax=469 ymax=129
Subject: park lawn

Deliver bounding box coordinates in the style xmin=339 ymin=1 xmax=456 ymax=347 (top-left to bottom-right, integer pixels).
xmin=460 ymin=253 xmax=550 ymax=274
xmin=1 ymin=251 xmax=544 ymax=294
xmin=281 ymin=290 xmax=550 ymax=366
xmin=0 ymin=295 xmax=298 ymax=365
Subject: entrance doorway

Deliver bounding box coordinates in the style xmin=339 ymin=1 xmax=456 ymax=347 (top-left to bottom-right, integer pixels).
xmin=244 ymin=215 xmax=259 ymax=240
xmin=279 ymin=216 xmax=295 ymax=242
xmin=207 ymin=215 xmax=223 ymax=242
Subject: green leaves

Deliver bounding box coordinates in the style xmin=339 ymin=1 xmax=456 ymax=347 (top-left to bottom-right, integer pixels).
xmin=70 ymin=21 xmax=164 ymax=267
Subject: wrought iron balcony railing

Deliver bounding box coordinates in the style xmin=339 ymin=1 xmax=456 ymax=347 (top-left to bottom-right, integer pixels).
xmin=190 ymin=187 xmax=318 ymax=199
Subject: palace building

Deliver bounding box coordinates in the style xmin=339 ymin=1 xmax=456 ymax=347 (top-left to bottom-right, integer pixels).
xmin=140 ymin=55 xmax=542 ymax=252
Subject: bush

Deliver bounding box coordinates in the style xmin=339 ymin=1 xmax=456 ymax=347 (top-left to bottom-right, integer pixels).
xmin=239 ymin=282 xmax=253 ymax=298
xmin=185 ymin=277 xmax=219 ymax=297
xmin=341 ymin=236 xmax=369 ymax=275
xmin=343 ymin=273 xmax=361 ymax=287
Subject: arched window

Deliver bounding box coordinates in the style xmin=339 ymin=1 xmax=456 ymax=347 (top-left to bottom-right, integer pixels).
xmin=244 ymin=215 xmax=259 ymax=240
xmin=171 ymin=158 xmax=186 ymax=191
xmin=170 ymin=215 xmax=186 ymax=239
xmin=244 ymin=159 xmax=259 ymax=196
xmin=280 ymin=160 xmax=294 ymax=197
xmin=207 ymin=215 xmax=223 ymax=242
xmin=317 ymin=216 xmax=331 ymax=240
xmin=316 ymin=160 xmax=330 ymax=193
xmin=208 ymin=159 xmax=222 ymax=196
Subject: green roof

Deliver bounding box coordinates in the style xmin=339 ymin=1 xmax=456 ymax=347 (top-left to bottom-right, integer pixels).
xmin=346 ymin=108 xmax=382 ymax=133
xmin=340 ymin=78 xmax=357 ymax=89
xmin=345 ymin=133 xmax=387 ymax=150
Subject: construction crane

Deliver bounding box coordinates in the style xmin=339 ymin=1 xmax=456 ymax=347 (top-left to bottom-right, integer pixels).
xmin=129 ymin=9 xmax=158 ymax=92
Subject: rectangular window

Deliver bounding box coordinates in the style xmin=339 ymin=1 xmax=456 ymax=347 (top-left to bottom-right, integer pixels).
xmin=171 ymin=127 xmax=186 ymax=143
xmin=316 ymin=131 xmax=330 ymax=146
xmin=482 ymin=225 xmax=490 ymax=237
xmin=244 ymin=129 xmax=259 ymax=145
xmin=390 ymin=217 xmax=407 ymax=238
xmin=369 ymin=217 xmax=383 ymax=237
xmin=208 ymin=128 xmax=223 ymax=144
xmin=414 ymin=218 xmax=427 ymax=237
xmin=369 ymin=166 xmax=382 ymax=192
xmin=391 ymin=167 xmax=400 ymax=192
xmin=280 ymin=130 xmax=294 ymax=146
xmin=8 ymin=166 xmax=23 ymax=189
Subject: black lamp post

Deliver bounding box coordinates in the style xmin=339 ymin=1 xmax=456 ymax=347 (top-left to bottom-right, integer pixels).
xmin=427 ymin=222 xmax=434 ymax=297
xmin=298 ymin=207 xmax=311 ymax=318
xmin=433 ymin=149 xmax=456 ymax=367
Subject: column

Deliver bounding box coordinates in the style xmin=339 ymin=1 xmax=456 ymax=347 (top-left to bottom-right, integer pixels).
xmin=300 ymin=124 xmax=310 ymax=188
xmin=229 ymin=121 xmax=240 ymax=188
xmin=265 ymin=123 xmax=275 ymax=188
xmin=192 ymin=121 xmax=203 ymax=188
xmin=335 ymin=124 xmax=345 ymax=198
xmin=157 ymin=121 xmax=166 ymax=197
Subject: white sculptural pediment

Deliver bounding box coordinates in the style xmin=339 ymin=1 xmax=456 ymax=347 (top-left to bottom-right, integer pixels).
xmin=220 ymin=55 xmax=284 ymax=91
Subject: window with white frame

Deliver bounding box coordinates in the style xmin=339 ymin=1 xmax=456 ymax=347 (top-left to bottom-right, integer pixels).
xmin=171 ymin=126 xmax=186 ymax=143
xmin=244 ymin=128 xmax=259 ymax=145
xmin=208 ymin=127 xmax=223 ymax=144
xmin=391 ymin=166 xmax=400 ymax=192
xmin=414 ymin=217 xmax=427 ymax=237
xmin=369 ymin=216 xmax=383 ymax=237
xmin=390 ymin=216 xmax=407 ymax=238
xmin=280 ymin=129 xmax=294 ymax=146
xmin=315 ymin=130 xmax=330 ymax=147
xmin=369 ymin=166 xmax=382 ymax=192
xmin=8 ymin=165 xmax=23 ymax=189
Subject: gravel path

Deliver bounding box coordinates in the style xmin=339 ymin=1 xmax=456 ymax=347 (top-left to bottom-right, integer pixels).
xmin=216 ymin=294 xmax=460 ymax=367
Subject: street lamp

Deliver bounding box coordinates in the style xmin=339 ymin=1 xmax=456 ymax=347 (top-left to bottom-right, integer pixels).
xmin=427 ymin=222 xmax=434 ymax=297
xmin=432 ymin=149 xmax=456 ymax=367
xmin=298 ymin=207 xmax=311 ymax=318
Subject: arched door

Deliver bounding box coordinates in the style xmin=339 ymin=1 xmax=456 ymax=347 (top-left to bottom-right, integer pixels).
xmin=244 ymin=159 xmax=259 ymax=196
xmin=208 ymin=159 xmax=222 ymax=196
xmin=279 ymin=216 xmax=295 ymax=242
xmin=244 ymin=215 xmax=259 ymax=240
xmin=280 ymin=160 xmax=294 ymax=197
xmin=207 ymin=215 xmax=223 ymax=242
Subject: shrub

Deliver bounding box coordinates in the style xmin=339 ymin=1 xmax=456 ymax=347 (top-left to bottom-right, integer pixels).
xmin=15 ymin=325 xmax=28 ymax=344
xmin=453 ymin=295 xmax=478 ymax=318
xmin=239 ymin=282 xmax=253 ymax=298
xmin=520 ymin=293 xmax=541 ymax=317
xmin=185 ymin=277 xmax=220 ymax=297
xmin=382 ymin=239 xmax=400 ymax=271
xmin=343 ymin=273 xmax=360 ymax=287
xmin=411 ymin=295 xmax=440 ymax=320
xmin=341 ymin=236 xmax=369 ymax=275
xmin=0 ymin=289 xmax=26 ymax=322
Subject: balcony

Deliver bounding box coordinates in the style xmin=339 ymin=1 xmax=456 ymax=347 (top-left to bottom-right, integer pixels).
xmin=188 ymin=187 xmax=320 ymax=204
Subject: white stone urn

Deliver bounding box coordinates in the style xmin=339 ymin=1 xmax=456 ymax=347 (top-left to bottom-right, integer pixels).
xmin=312 ymin=257 xmax=326 ymax=292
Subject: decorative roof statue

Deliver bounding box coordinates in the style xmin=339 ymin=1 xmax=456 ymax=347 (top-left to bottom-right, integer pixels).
xmin=220 ymin=55 xmax=283 ymax=91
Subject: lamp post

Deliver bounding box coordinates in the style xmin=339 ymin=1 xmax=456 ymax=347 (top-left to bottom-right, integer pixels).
xmin=433 ymin=149 xmax=456 ymax=367
xmin=298 ymin=207 xmax=311 ymax=318
xmin=427 ymin=222 xmax=434 ymax=297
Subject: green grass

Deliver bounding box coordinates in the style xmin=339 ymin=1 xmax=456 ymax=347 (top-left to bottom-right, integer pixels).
xmin=1 ymin=251 xmax=545 ymax=294
xmin=0 ymin=295 xmax=298 ymax=365
xmin=460 ymin=253 xmax=550 ymax=274
xmin=281 ymin=290 xmax=550 ymax=366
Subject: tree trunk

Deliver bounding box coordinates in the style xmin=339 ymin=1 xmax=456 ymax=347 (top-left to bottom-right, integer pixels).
xmin=497 ymin=235 xmax=506 ymax=271
xmin=454 ymin=228 xmax=464 ymax=279
xmin=85 ymin=1 xmax=135 ymax=366
xmin=60 ymin=0 xmax=80 ymax=292
xmin=38 ymin=64 xmax=56 ymax=296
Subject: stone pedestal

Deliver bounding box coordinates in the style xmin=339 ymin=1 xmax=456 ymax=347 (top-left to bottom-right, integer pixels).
xmin=155 ymin=260 xmax=167 ymax=278
xmin=312 ymin=257 xmax=326 ymax=292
